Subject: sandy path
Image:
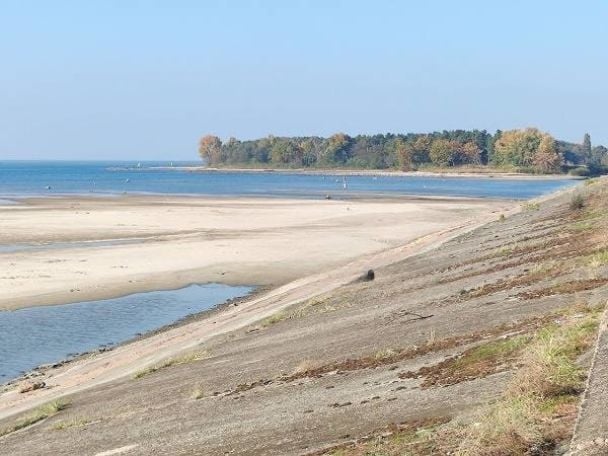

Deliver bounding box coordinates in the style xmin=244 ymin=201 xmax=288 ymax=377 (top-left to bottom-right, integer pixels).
xmin=0 ymin=196 xmax=509 ymax=310
xmin=0 ymin=210 xmax=500 ymax=422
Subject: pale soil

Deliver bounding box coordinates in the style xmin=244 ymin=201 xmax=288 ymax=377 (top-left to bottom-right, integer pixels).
xmin=0 ymin=195 xmax=509 ymax=310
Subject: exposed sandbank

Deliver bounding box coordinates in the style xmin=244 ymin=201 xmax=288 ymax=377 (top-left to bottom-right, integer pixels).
xmin=0 ymin=195 xmax=512 ymax=311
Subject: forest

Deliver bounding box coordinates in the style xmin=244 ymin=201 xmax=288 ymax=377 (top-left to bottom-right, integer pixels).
xmin=198 ymin=129 xmax=608 ymax=175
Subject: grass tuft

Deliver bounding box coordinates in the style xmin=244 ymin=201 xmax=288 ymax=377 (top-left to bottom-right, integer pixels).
xmin=133 ymin=350 xmax=209 ymax=379
xmin=0 ymin=400 xmax=69 ymax=437
xmin=53 ymin=417 xmax=90 ymax=431
xmin=190 ymin=385 xmax=205 ymax=400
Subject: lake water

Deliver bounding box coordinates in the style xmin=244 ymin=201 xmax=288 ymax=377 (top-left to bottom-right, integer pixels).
xmin=0 ymin=161 xmax=577 ymax=200
xmin=0 ymin=284 xmax=252 ymax=382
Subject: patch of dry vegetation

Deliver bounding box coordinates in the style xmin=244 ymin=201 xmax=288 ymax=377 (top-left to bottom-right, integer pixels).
xmin=133 ymin=350 xmax=209 ymax=379
xmin=0 ymin=400 xmax=69 ymax=437
xmin=400 ymin=334 xmax=531 ymax=387
xmin=436 ymin=308 xmax=601 ymax=455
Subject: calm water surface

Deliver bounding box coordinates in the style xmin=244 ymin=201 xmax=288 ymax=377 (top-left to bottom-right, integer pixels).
xmin=0 ymin=284 xmax=252 ymax=382
xmin=0 ymin=161 xmax=577 ymax=200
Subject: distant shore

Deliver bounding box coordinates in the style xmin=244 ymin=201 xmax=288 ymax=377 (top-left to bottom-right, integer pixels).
xmin=153 ymin=165 xmax=583 ymax=180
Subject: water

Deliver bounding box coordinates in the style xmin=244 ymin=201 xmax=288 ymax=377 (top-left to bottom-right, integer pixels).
xmin=0 ymin=284 xmax=252 ymax=382
xmin=0 ymin=161 xmax=578 ymax=200
xmin=0 ymin=238 xmax=141 ymax=255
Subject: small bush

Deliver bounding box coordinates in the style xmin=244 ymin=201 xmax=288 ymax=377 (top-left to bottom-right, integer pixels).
xmin=570 ymin=193 xmax=585 ymax=210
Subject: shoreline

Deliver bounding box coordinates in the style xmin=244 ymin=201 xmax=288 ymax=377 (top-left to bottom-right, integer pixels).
xmin=1 ymin=284 xmax=267 ymax=389
xmin=154 ymin=165 xmax=584 ymax=180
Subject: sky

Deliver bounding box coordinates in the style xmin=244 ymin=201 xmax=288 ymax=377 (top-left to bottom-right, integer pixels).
xmin=1 ymin=0 xmax=607 ymax=160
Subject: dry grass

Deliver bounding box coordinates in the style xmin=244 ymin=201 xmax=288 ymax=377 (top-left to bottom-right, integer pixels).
xmin=291 ymin=359 xmax=323 ymax=376
xmin=0 ymin=400 xmax=69 ymax=437
xmin=190 ymin=385 xmax=205 ymax=400
xmin=261 ymin=311 xmax=287 ymax=327
xmin=437 ymin=309 xmax=601 ymax=455
xmin=133 ymin=350 xmax=209 ymax=379
xmin=401 ymin=335 xmax=530 ymax=388
xmin=53 ymin=417 xmax=91 ymax=430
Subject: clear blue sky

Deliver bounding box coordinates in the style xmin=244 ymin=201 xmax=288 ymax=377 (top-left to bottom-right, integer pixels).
xmin=2 ymin=0 xmax=607 ymax=160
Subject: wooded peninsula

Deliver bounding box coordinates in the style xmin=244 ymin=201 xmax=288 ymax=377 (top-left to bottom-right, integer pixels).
xmin=199 ymin=129 xmax=607 ymax=175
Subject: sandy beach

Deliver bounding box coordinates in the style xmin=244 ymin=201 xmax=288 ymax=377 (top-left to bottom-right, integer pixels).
xmin=0 ymin=195 xmax=512 ymax=310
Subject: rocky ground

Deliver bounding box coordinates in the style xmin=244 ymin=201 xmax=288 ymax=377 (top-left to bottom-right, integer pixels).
xmin=1 ymin=178 xmax=607 ymax=456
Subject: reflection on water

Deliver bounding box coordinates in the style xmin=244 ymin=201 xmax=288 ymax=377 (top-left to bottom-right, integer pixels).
xmin=0 ymin=284 xmax=253 ymax=382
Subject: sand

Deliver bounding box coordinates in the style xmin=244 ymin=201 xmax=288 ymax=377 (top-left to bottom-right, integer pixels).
xmin=0 ymin=195 xmax=512 ymax=311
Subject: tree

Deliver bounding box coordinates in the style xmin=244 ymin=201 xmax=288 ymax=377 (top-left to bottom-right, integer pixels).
xmin=394 ymin=139 xmax=414 ymax=170
xmin=429 ymin=139 xmax=454 ymax=166
xmin=460 ymin=142 xmax=481 ymax=165
xmin=582 ymin=133 xmax=592 ymax=162
xmin=493 ymin=128 xmax=547 ymax=168
xmin=321 ymin=133 xmax=352 ymax=165
xmin=198 ymin=135 xmax=223 ymax=166
xmin=533 ymin=135 xmax=561 ymax=173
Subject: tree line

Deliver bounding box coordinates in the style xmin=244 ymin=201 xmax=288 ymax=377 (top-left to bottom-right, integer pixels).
xmin=198 ymin=129 xmax=607 ymax=174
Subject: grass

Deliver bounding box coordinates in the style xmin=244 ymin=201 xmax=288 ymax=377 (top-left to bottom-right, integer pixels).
xmin=438 ymin=310 xmax=601 ymax=455
xmin=585 ymin=249 xmax=608 ymax=268
xmin=291 ymin=359 xmax=322 ymax=376
xmin=0 ymin=400 xmax=69 ymax=437
xmin=260 ymin=311 xmax=287 ymax=327
xmin=521 ymin=201 xmax=540 ymax=211
xmin=317 ymin=308 xmax=602 ymax=456
xmin=400 ymin=335 xmax=530 ymax=387
xmin=374 ymin=348 xmax=398 ymax=361
xmin=190 ymin=385 xmax=205 ymax=400
xmin=322 ymin=418 xmax=449 ymax=456
xmin=133 ymin=350 xmax=209 ymax=379
xmin=53 ymin=417 xmax=91 ymax=430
